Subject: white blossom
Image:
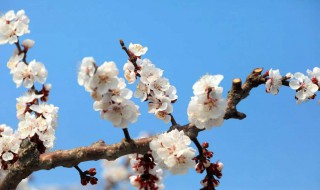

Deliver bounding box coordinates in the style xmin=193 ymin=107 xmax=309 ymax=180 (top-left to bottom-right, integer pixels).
xmin=89 ymin=61 xmax=119 ymax=94
xmin=307 ymin=67 xmax=320 ymax=86
xmin=16 ymin=91 xmax=43 ymax=120
xmin=110 ymin=78 xmax=133 ymax=103
xmin=29 ymin=103 xmax=59 ymax=128
xmin=123 ymin=60 xmax=137 ymax=84
xmin=188 ymin=74 xmax=227 ymax=130
xmin=78 ymin=57 xmax=96 ymax=92
xmin=149 ymin=77 xmax=170 ymax=97
xmin=289 ymin=72 xmax=318 ymax=103
xmin=101 ymin=100 xmax=140 ymax=128
xmin=0 ymin=126 xmax=20 ymax=162
xmin=102 ymin=158 xmax=129 ymax=182
xmin=134 ymin=81 xmax=149 ymax=101
xmin=148 ymin=97 xmax=173 ymax=123
xmin=7 ymin=50 xmax=24 ymax=70
xmin=138 ymin=61 xmax=163 ymax=85
xmin=17 ymin=112 xmax=56 ymax=150
xmin=12 ymin=60 xmax=47 ymax=88
xmin=128 ymin=43 xmax=148 ymax=57
xmin=265 ymin=69 xmax=282 ymax=95
xmin=0 ymin=10 xmax=30 ymax=45
xmin=192 ymin=74 xmax=224 ymax=96
xmin=150 ymin=129 xmax=196 ymax=174
xmin=286 ymin=72 xmax=293 ymax=79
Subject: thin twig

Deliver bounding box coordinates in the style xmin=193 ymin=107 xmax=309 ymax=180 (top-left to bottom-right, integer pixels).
xmin=122 ymin=128 xmax=132 ymax=141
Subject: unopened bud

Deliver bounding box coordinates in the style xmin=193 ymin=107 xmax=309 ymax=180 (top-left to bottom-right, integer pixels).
xmin=88 ymin=168 xmax=96 ymax=176
xmin=203 ymin=160 xmax=211 ymax=168
xmin=90 ymin=177 xmax=98 ymax=185
xmin=216 ymin=161 xmax=224 ymax=171
xmin=286 ymin=72 xmax=293 ymax=79
xmin=44 ymin=83 xmax=52 ymax=91
xmin=22 ymin=39 xmax=35 ymax=49
xmin=202 ymin=142 xmax=209 ymax=148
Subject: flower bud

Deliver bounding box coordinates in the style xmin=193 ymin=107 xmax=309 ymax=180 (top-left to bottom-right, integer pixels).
xmin=88 ymin=168 xmax=96 ymax=176
xmin=216 ymin=161 xmax=224 ymax=171
xmin=202 ymin=142 xmax=209 ymax=148
xmin=90 ymin=177 xmax=98 ymax=185
xmin=22 ymin=39 xmax=35 ymax=49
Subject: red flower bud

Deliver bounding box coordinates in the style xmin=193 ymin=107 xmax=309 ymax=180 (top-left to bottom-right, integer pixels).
xmin=88 ymin=168 xmax=96 ymax=176
xmin=90 ymin=177 xmax=98 ymax=185
xmin=202 ymin=142 xmax=209 ymax=148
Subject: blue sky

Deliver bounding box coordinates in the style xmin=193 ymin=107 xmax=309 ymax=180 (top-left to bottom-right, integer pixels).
xmin=1 ymin=0 xmax=320 ymax=189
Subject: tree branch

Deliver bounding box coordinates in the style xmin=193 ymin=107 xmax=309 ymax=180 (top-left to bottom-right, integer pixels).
xmin=0 ymin=67 xmax=302 ymax=189
xmin=224 ymin=68 xmax=265 ymax=119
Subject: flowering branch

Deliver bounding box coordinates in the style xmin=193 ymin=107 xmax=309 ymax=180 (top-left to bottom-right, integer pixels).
xmin=0 ymin=66 xmax=316 ymax=189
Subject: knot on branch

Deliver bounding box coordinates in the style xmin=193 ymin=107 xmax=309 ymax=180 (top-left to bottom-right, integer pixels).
xmin=16 ymin=139 xmax=40 ymax=169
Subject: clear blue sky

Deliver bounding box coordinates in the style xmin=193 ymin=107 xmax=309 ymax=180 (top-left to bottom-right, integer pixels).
xmin=1 ymin=1 xmax=320 ymax=189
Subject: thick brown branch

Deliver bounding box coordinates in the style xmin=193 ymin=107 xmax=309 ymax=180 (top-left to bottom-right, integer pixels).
xmin=0 ymin=123 xmax=204 ymax=189
xmin=224 ymin=68 xmax=265 ymax=119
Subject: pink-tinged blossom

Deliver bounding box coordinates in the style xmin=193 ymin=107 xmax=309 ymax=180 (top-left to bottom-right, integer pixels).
xmin=128 ymin=43 xmax=148 ymax=57
xmin=0 ymin=10 xmax=30 ymax=45
xmin=188 ymin=75 xmax=227 ymax=130
xmin=78 ymin=57 xmax=97 ymax=92
xmin=289 ymin=72 xmax=318 ymax=103
xmin=265 ymin=69 xmax=282 ymax=95
xmin=22 ymin=39 xmax=35 ymax=49
xmin=149 ymin=129 xmax=196 ymax=174
xmin=307 ymin=67 xmax=320 ymax=86
xmin=12 ymin=60 xmax=47 ymax=88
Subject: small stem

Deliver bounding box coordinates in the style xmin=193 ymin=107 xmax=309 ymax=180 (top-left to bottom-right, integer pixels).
xmin=169 ymin=114 xmax=177 ymax=126
xmin=15 ymin=40 xmax=22 ymax=53
xmin=122 ymin=128 xmax=131 ymax=141
xmin=14 ymin=39 xmax=28 ymax=64
xmin=191 ymin=138 xmax=204 ymax=158
xmin=74 ymin=165 xmax=83 ymax=175
xmin=119 ymin=39 xmax=139 ymax=69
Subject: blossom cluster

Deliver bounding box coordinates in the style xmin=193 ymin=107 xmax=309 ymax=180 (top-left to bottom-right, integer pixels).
xmin=187 ymin=75 xmax=227 ymax=130
xmin=0 ymin=125 xmax=20 ymax=170
xmin=79 ymin=168 xmax=98 ymax=186
xmin=193 ymin=142 xmax=223 ymax=189
xmin=149 ymin=129 xmax=196 ymax=174
xmin=0 ymin=10 xmax=30 ymax=45
xmin=123 ymin=43 xmax=178 ymax=123
xmin=0 ymin=10 xmax=58 ymax=169
xmin=129 ymin=152 xmax=164 ymax=190
xmin=78 ymin=57 xmax=139 ymax=128
xmin=264 ymin=67 xmax=319 ymax=103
